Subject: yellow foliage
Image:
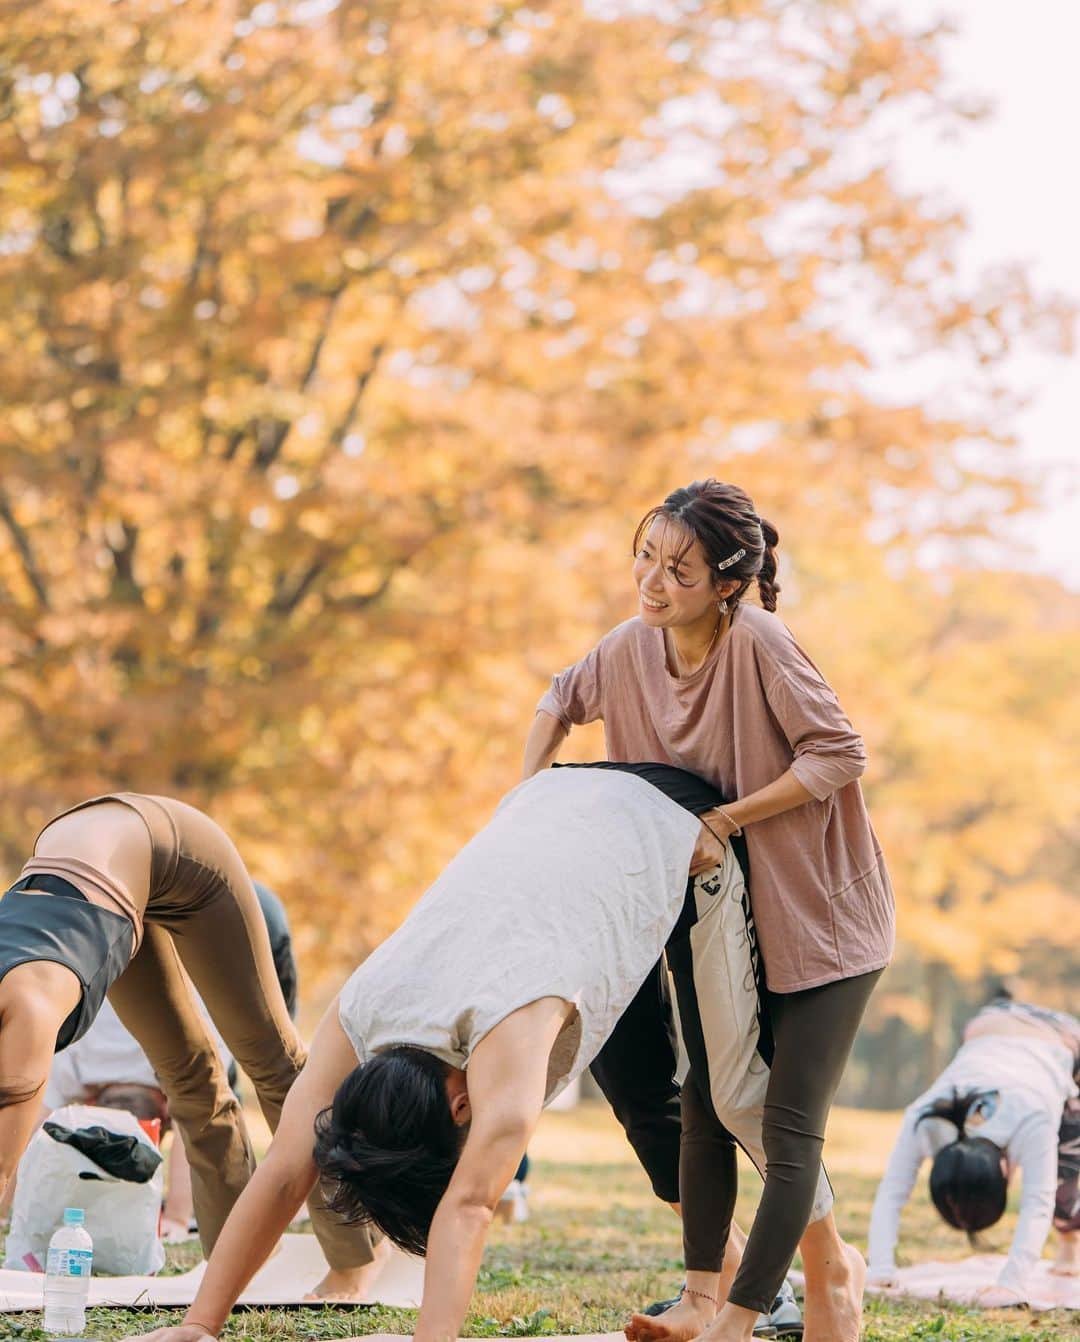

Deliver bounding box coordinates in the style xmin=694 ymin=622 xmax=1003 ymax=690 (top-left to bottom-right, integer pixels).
xmin=0 ymin=0 xmax=1073 ymax=1012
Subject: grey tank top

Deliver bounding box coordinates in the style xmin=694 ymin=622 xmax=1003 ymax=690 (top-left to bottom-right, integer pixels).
xmin=338 ymin=767 xmax=702 ymax=1103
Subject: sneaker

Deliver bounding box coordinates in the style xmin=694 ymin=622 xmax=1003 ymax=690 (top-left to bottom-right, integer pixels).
xmin=495 ymin=1178 xmax=529 ymax=1224
xmin=638 ymin=1287 xmax=777 ymax=1337
xmin=767 ymin=1278 xmax=803 ymax=1338
xmin=640 ymin=1291 xmax=682 ymax=1317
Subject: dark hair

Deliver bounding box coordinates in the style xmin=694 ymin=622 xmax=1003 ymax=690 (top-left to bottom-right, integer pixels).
xmin=313 ymin=1046 xmax=466 ymax=1257
xmin=917 ymin=1090 xmax=1008 ymax=1240
xmin=632 ymin=480 xmax=781 ymax=611
xmin=91 ymin=1083 xmax=170 ymax=1126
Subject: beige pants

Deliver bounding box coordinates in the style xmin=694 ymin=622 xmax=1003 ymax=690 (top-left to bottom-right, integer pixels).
xmin=32 ymin=793 xmax=375 ymax=1269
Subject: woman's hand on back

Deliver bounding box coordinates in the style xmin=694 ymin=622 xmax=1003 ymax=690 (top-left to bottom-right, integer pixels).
xmin=689 ymin=818 xmax=729 ymax=875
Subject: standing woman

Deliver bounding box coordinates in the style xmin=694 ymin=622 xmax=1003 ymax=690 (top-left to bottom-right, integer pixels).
xmin=524 ymin=480 xmax=895 ymax=1342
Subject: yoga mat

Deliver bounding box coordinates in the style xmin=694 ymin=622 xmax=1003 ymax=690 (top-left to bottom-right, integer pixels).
xmin=863 ymin=1256 xmax=1080 ymax=1312
xmin=0 ymin=1233 xmax=424 ymax=1312
xmin=354 ymin=1336 xmax=626 ymax=1342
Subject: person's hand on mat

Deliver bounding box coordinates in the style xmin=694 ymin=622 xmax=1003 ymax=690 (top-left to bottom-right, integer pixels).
xmin=689 ymin=817 xmax=729 ymax=875
xmin=865 ymin=1265 xmax=899 ymax=1288
xmin=973 ymin=1283 xmax=1026 ymax=1308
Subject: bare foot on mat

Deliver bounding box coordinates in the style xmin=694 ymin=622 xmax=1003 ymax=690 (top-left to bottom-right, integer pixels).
xmin=626 ymin=1290 xmax=716 ymax=1342
xmin=803 ymin=1239 xmax=865 ymax=1342
xmin=306 ymin=1235 xmax=393 ymax=1302
xmin=1051 ymin=1232 xmax=1080 ymax=1276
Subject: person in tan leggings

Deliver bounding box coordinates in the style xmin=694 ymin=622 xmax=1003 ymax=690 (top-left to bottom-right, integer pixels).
xmin=0 ymin=793 xmax=384 ymax=1299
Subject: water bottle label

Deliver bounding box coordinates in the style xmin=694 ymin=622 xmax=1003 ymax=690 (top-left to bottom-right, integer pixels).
xmin=46 ymin=1246 xmax=93 ymax=1277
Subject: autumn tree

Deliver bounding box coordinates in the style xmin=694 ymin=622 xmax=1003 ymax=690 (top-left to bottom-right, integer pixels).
xmin=0 ymin=0 xmax=1068 ymax=994
xmin=801 ymin=559 xmax=1080 ymax=1096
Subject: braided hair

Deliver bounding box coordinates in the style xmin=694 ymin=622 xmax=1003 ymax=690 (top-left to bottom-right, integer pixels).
xmin=633 ymin=480 xmax=781 ymax=610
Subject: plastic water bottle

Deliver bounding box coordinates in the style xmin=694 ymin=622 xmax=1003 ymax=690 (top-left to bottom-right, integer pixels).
xmin=43 ymin=1207 xmax=93 ymax=1336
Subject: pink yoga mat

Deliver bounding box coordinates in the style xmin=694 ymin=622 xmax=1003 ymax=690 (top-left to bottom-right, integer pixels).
xmin=864 ymin=1255 xmax=1080 ymax=1312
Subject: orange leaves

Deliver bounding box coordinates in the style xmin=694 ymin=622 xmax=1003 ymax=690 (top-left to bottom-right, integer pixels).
xmin=0 ymin=0 xmax=1070 ymax=1002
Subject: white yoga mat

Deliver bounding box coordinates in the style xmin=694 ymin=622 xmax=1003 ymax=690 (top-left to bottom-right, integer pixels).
xmin=0 ymin=1232 xmax=424 ymax=1312
xmin=864 ymin=1255 xmax=1080 ymax=1312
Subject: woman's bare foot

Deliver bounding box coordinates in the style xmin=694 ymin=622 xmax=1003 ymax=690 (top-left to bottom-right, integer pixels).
xmin=803 ymin=1240 xmax=865 ymax=1342
xmin=626 ymin=1290 xmax=717 ymax=1342
xmin=683 ymin=1302 xmax=759 ymax=1342
xmin=306 ymin=1235 xmax=393 ymax=1301
xmin=160 ymin=1217 xmax=195 ymax=1244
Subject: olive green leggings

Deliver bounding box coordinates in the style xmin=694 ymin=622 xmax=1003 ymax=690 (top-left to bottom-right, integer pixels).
xmin=682 ymin=969 xmax=882 ymax=1313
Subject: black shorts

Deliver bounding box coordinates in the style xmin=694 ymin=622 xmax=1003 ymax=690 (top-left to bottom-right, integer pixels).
xmin=1056 ymin=1099 xmax=1080 ymax=1232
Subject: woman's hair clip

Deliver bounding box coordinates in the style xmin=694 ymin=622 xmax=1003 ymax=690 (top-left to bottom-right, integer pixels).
xmin=715 ymin=547 xmax=746 ymax=572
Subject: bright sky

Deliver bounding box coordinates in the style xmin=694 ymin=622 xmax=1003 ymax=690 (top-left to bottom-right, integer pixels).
xmin=893 ymin=1 xmax=1080 ymax=586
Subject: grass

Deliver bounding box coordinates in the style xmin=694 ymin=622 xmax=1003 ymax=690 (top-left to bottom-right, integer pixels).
xmin=4 ymin=1102 xmax=1076 ymax=1341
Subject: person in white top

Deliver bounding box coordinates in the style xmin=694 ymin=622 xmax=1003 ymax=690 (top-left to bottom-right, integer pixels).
xmin=126 ymin=762 xmax=842 ymax=1342
xmin=867 ymin=995 xmax=1080 ymax=1306
xmin=44 ymin=997 xmax=234 ymax=1240
xmin=46 ymin=998 xmax=235 ymax=1112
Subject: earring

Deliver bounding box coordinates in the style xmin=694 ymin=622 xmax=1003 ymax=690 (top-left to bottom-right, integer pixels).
xmin=718 ymin=599 xmax=728 ymax=615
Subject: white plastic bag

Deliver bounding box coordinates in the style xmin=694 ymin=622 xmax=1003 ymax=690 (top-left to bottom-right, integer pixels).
xmin=5 ymin=1103 xmax=165 ymax=1276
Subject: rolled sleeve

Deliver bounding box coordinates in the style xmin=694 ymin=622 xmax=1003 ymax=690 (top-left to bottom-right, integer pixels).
xmin=535 ymin=688 xmax=573 ymax=730
xmin=537 ymin=642 xmax=604 ymax=730
xmin=759 ymin=650 xmax=867 ymax=801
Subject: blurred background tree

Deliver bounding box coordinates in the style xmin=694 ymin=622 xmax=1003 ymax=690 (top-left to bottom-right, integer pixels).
xmin=0 ymin=0 xmax=1074 ymax=1102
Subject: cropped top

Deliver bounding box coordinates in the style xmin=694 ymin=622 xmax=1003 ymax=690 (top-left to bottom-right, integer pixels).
xmin=0 ymin=877 xmax=134 ymax=1050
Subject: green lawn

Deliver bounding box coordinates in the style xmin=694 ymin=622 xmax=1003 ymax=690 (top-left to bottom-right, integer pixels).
xmin=4 ymin=1102 xmax=1075 ymax=1341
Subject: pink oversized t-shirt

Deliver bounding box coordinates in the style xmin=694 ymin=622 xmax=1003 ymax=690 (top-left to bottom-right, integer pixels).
xmin=536 ymin=604 xmax=895 ymax=992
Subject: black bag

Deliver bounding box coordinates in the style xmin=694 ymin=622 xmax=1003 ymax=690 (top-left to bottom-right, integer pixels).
xmin=43 ymin=1122 xmax=163 ymax=1184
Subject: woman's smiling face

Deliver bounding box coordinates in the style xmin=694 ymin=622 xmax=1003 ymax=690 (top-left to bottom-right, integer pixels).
xmin=632 ymin=516 xmax=728 ymax=629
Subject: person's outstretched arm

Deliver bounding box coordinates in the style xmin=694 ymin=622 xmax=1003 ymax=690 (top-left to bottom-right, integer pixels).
xmin=522 ymin=709 xmax=568 ymax=778
xmin=526 ymin=639 xmax=605 ymax=778
xmin=0 ymin=976 xmax=73 ymax=1209
xmin=124 ymin=999 xmax=357 ymax=1342
xmin=984 ymin=1111 xmax=1058 ymax=1303
xmin=866 ymin=1105 xmax=926 ymax=1284
xmin=414 ymin=998 xmax=569 ymax=1342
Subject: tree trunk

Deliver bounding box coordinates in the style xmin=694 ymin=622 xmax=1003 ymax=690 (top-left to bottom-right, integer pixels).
xmin=923 ymin=959 xmax=955 ymax=1084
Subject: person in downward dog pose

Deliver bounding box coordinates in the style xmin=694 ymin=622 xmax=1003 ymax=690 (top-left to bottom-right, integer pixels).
xmin=868 ymin=994 xmax=1080 ymax=1306
xmin=0 ymin=792 xmax=382 ymax=1297
xmin=526 ymin=480 xmax=895 ymax=1342
xmin=37 ymin=881 xmax=297 ymax=1241
xmin=571 ymin=764 xmax=811 ymax=1339
xmin=124 ymin=762 xmax=835 ymax=1342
